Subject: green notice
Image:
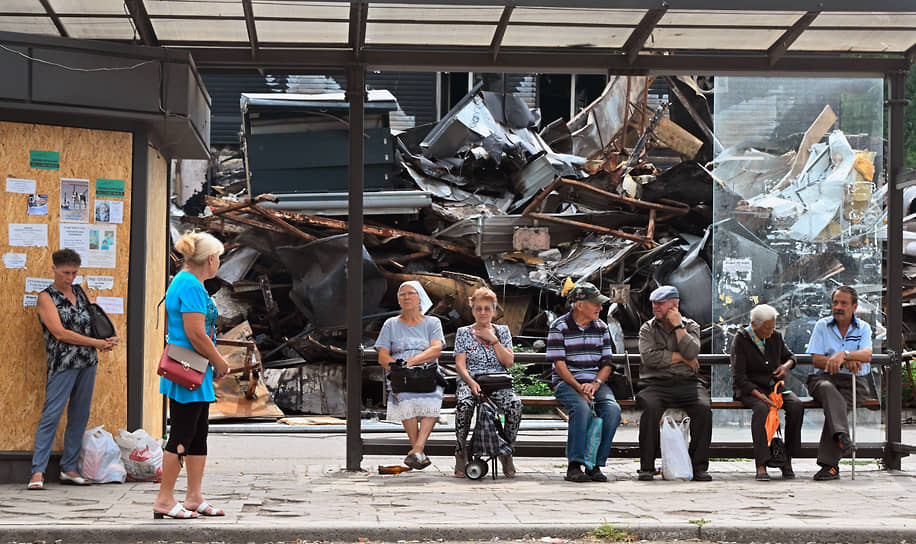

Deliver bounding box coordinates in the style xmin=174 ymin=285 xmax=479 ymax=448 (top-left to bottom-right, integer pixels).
xmin=96 ymin=178 xmax=125 ymax=198
xmin=29 ymin=150 xmax=59 ymax=170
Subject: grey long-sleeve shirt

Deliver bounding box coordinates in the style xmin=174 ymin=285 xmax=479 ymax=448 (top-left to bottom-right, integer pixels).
xmin=637 ymin=316 xmax=701 ymax=381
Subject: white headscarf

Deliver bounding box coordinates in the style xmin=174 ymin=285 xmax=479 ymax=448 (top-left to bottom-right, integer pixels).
xmin=398 ymin=280 xmax=433 ymax=315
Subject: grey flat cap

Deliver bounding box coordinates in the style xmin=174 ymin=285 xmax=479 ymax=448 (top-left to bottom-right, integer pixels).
xmin=649 ymin=285 xmax=679 ymax=302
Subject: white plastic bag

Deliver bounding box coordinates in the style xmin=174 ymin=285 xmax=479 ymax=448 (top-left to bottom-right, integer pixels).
xmin=78 ymin=425 xmax=127 ymax=483
xmin=114 ymin=428 xmax=163 ymax=482
xmin=660 ymin=415 xmax=693 ymax=481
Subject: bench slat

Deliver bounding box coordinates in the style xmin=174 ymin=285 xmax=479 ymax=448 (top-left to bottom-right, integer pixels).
xmin=441 ymin=394 xmax=880 ymax=410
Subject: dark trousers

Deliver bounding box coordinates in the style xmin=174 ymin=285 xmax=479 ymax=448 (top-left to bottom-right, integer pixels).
xmin=807 ymin=373 xmax=871 ymax=468
xmin=636 ymin=378 xmax=712 ymax=472
xmin=740 ymin=391 xmax=803 ymax=467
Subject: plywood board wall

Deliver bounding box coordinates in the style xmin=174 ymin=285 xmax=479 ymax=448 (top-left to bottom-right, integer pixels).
xmin=0 ymin=121 xmax=132 ymax=451
xmin=142 ymin=144 xmax=168 ymax=437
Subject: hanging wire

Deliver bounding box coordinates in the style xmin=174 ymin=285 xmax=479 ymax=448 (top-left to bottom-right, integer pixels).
xmin=0 ymin=43 xmax=153 ymax=72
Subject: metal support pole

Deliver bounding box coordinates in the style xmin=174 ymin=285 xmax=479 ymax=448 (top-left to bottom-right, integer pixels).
xmin=851 ymin=373 xmax=856 ymax=480
xmin=345 ymin=63 xmax=366 ymax=472
xmin=885 ymin=68 xmax=908 ymax=471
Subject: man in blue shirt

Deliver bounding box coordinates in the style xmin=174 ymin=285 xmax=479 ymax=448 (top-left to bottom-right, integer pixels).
xmin=806 ymin=285 xmax=873 ymax=481
xmin=547 ymin=282 xmax=622 ymax=483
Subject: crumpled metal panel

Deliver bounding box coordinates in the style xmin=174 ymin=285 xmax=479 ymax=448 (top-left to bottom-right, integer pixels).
xmin=661 ymin=228 xmax=712 ymax=324
xmin=482 ymin=91 xmax=537 ymax=129
xmin=273 ymin=234 xmax=386 ymax=330
xmin=216 ymin=246 xmax=260 ymax=284
xmin=567 ymin=75 xmax=647 ymax=159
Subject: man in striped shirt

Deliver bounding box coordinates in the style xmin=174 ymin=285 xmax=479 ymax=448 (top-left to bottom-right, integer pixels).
xmin=547 ymin=282 xmax=622 ymax=483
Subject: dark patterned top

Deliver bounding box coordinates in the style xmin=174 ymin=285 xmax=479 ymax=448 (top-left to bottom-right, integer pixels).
xmin=40 ymin=284 xmax=97 ymax=378
xmin=454 ymin=324 xmax=512 ymax=379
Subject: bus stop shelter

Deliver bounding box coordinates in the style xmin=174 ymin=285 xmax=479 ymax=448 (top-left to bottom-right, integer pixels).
xmin=2 ymin=0 xmax=913 ymax=472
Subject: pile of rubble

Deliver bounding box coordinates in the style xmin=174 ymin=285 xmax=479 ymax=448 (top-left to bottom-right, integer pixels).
xmin=176 ymin=75 xmax=893 ymax=415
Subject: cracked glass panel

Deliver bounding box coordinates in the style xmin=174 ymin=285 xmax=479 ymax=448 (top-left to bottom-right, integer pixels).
xmin=711 ymin=77 xmax=884 ymax=442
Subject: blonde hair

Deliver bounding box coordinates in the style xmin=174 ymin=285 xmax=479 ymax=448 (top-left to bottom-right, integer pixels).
xmin=468 ymin=287 xmax=498 ymax=310
xmin=175 ymin=231 xmax=224 ymax=266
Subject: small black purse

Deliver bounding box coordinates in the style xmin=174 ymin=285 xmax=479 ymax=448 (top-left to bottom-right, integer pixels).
xmin=388 ymin=361 xmax=439 ymax=394
xmin=76 ymin=285 xmax=115 ymax=339
xmin=88 ymin=303 xmax=116 ymax=339
xmin=475 ymin=372 xmax=514 ymax=394
xmin=768 ymin=434 xmax=787 ymax=468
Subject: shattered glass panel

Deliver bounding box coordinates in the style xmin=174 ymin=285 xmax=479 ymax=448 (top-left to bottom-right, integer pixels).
xmin=659 ymin=10 xmax=803 ymax=26
xmin=145 ymin=0 xmax=244 ymax=16
xmin=511 ymin=7 xmax=645 ymax=25
xmin=712 ymin=77 xmax=884 ymax=441
xmin=63 ymin=17 xmax=136 ymax=39
xmin=50 ymin=0 xmax=125 ymax=14
xmin=501 ymin=26 xmax=630 ymax=48
xmin=151 ymin=19 xmax=249 ymax=42
xmin=790 ymin=30 xmax=916 ymax=53
xmin=366 ymin=22 xmax=493 ymax=46
xmin=251 ymin=1 xmax=349 ymax=19
xmin=257 ymin=20 xmax=348 ymax=43
xmin=650 ymin=28 xmax=783 ymax=50
xmin=0 ymin=16 xmax=59 ymax=35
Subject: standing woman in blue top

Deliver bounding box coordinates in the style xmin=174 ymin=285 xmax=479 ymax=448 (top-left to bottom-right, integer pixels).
xmin=153 ymin=232 xmax=231 ymax=520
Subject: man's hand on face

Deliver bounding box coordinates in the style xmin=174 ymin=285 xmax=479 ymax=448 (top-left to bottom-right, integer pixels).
xmin=666 ymin=306 xmax=683 ymax=328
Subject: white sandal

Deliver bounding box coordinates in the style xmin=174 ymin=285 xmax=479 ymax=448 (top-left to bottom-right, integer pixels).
xmin=59 ymin=472 xmax=89 ymax=485
xmin=153 ymin=503 xmax=199 ymax=519
xmin=27 ymin=480 xmax=44 ymax=490
xmin=194 ymin=501 xmax=226 ymax=517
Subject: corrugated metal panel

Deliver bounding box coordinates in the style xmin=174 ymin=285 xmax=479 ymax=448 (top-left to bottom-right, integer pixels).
xmin=202 ymin=73 xmax=287 ymax=145
xmin=367 ymin=71 xmax=437 ymax=127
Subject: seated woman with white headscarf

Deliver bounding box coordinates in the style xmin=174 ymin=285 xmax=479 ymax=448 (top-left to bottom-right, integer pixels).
xmin=374 ymin=281 xmax=445 ymax=470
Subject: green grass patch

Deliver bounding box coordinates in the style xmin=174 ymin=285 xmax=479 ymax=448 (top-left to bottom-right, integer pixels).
xmin=589 ymin=522 xmax=635 ymax=542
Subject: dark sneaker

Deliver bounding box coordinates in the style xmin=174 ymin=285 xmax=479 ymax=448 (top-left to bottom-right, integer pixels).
xmin=835 ymin=432 xmax=856 ymax=454
xmin=813 ymin=465 xmax=840 ymax=481
xmin=586 ymin=466 xmax=608 ymax=482
xmin=565 ymin=465 xmax=591 ymax=483
xmin=637 ymin=469 xmax=655 ymax=481
xmin=692 ymin=470 xmax=712 ymax=482
xmin=755 ymin=471 xmax=770 ymax=481
xmin=781 ymin=467 xmax=796 ymax=479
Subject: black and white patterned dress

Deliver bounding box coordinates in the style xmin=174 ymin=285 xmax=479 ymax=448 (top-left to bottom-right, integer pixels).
xmin=453 ymin=324 xmax=522 ymax=456
xmin=40 ymin=285 xmax=97 ymax=379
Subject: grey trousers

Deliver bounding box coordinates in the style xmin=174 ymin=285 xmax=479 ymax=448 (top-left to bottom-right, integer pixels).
xmin=31 ymin=365 xmax=97 ymax=475
xmin=806 ymin=372 xmax=872 ymax=468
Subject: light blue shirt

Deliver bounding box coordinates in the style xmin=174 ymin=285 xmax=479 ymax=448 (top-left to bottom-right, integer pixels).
xmin=160 ymin=270 xmax=217 ymax=403
xmin=807 ymin=315 xmax=872 ymax=376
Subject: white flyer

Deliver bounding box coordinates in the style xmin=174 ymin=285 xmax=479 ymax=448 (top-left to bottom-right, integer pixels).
xmin=23 ymin=294 xmax=38 ymax=307
xmin=94 ymin=200 xmax=124 ymax=224
xmin=6 ymin=177 xmax=36 ymax=194
xmin=59 ymin=223 xmax=90 ymax=264
xmin=8 ymin=224 xmax=48 ymax=247
xmin=86 ymin=275 xmax=114 ymax=290
xmin=3 ymin=253 xmax=27 ymax=269
xmin=25 ymin=277 xmax=53 ymax=293
xmin=96 ymin=296 xmax=123 ymax=315
xmin=86 ymin=226 xmax=116 ymax=268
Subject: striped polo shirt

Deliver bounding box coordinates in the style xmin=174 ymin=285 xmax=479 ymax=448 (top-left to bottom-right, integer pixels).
xmin=546 ymin=312 xmax=614 ymax=386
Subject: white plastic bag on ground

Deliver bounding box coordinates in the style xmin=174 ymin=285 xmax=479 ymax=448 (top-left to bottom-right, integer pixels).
xmin=660 ymin=415 xmax=693 ymax=481
xmin=78 ymin=425 xmax=127 ymax=483
xmin=114 ymin=428 xmax=163 ymax=482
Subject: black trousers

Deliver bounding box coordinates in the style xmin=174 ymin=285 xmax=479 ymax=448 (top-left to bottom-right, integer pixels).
xmin=740 ymin=391 xmax=803 ymax=467
xmin=636 ymin=378 xmax=712 ymax=472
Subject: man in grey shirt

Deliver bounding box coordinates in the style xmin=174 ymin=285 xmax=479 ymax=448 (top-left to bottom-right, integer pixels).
xmin=636 ymin=285 xmax=712 ymax=481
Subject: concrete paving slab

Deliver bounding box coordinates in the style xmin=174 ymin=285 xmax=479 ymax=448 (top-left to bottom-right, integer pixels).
xmin=0 ymin=432 xmax=914 ymax=544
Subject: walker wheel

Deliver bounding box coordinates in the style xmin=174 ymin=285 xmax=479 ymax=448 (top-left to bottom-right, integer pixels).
xmin=465 ymin=460 xmax=488 ymax=480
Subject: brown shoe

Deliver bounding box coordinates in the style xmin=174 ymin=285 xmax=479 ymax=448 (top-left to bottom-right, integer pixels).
xmin=499 ymin=455 xmax=516 ymax=478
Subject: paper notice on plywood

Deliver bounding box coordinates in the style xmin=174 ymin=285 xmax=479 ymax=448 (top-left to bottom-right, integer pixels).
xmin=86 ymin=226 xmax=116 ymax=268
xmin=6 ymin=177 xmax=36 ymax=194
xmin=96 ymin=296 xmax=123 ymax=314
xmin=86 ymin=276 xmax=114 ymax=290
xmin=60 ymin=223 xmax=89 ymax=264
xmin=3 ymin=253 xmax=26 ymax=269
xmin=23 ymin=294 xmax=38 ymax=307
xmin=25 ymin=277 xmax=53 ymax=293
xmin=9 ymin=224 xmax=48 ymax=247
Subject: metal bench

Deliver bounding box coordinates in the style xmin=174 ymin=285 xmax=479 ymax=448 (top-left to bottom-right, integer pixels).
xmin=360 ymin=350 xmax=911 ymax=464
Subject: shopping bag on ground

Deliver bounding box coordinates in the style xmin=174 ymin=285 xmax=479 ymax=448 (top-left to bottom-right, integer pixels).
xmin=114 ymin=428 xmax=163 ymax=482
xmin=583 ymin=402 xmax=604 ymax=470
xmin=660 ymin=415 xmax=692 ymax=481
xmin=78 ymin=425 xmax=127 ymax=484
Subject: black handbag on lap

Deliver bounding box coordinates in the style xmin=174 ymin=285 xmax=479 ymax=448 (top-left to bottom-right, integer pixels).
xmin=475 ymin=372 xmax=514 ymax=394
xmin=388 ymin=361 xmax=438 ymax=394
